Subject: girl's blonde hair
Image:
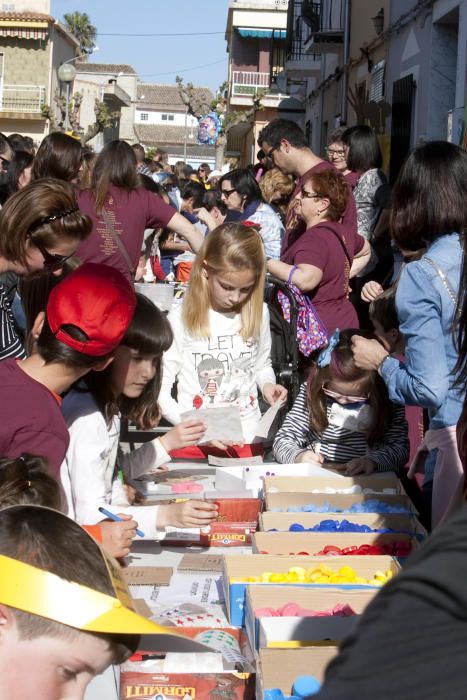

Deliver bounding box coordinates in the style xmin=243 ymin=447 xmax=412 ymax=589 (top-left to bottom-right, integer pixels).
xmin=182 ymin=222 xmax=266 ymax=341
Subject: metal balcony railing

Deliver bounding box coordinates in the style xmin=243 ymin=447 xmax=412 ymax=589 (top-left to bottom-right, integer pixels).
xmin=302 ymin=0 xmax=345 ymax=33
xmin=232 ymin=71 xmax=271 ymax=96
xmin=0 ymin=84 xmax=46 ymax=112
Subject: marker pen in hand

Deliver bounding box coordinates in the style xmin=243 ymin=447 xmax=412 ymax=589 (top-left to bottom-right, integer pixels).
xmin=98 ymin=506 xmax=145 ymax=537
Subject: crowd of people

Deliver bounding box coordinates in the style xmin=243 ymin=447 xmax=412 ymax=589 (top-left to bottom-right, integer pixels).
xmin=0 ymin=120 xmax=466 ymax=698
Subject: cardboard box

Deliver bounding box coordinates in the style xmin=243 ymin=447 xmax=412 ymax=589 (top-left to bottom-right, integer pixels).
xmin=260 ymin=511 xmax=419 ymax=534
xmin=257 ymin=647 xmax=338 ymax=698
xmin=264 ymin=473 xmax=405 ymax=495
xmin=244 ymin=585 xmax=376 ymax=651
xmin=222 ymin=554 xmax=400 ymax=626
xmin=252 ymin=530 xmax=422 ymax=556
xmin=121 ymin=626 xmax=255 ymax=699
xmin=121 ymin=671 xmax=255 ymax=700
xmin=214 ymin=463 xmax=339 ymax=498
xmin=162 ymin=497 xmax=262 ymax=547
xmin=265 ymin=491 xmax=417 ymax=514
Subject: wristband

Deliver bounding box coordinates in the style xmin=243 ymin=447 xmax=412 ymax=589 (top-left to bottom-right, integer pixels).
xmin=377 ymin=353 xmax=391 ymax=375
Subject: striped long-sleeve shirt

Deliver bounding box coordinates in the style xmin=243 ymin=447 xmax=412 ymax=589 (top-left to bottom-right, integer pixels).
xmin=0 ymin=284 xmax=26 ymax=361
xmin=273 ymin=383 xmax=409 ymax=471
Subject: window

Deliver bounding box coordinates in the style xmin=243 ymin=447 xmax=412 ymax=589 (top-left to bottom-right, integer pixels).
xmin=140 ymin=112 xmax=148 ymax=121
xmin=370 ymin=60 xmax=385 ymax=103
xmin=161 ymin=113 xmax=174 ymax=121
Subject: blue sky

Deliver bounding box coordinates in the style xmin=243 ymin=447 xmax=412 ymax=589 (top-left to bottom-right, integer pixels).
xmin=51 ymin=0 xmax=230 ymax=94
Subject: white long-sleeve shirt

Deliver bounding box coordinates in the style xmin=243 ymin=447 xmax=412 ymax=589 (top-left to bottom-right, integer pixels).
xmin=60 ymin=389 xmax=171 ymax=539
xmin=159 ymin=303 xmax=276 ymax=442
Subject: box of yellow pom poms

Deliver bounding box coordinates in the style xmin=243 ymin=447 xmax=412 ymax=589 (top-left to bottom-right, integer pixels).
xmin=222 ymin=554 xmax=400 ymax=625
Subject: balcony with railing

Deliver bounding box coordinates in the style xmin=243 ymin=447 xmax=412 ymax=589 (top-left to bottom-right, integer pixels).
xmin=0 ymin=84 xmax=46 ymax=116
xmin=302 ymin=0 xmax=345 ymax=54
xmin=230 ymin=70 xmax=286 ymax=107
xmin=285 ymin=1 xmax=321 ymax=79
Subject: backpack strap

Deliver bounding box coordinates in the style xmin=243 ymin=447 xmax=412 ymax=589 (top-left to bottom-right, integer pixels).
xmin=319 ymin=224 xmax=352 ymax=265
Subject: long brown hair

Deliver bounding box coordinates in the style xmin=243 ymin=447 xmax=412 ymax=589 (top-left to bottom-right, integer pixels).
xmin=83 ymin=293 xmax=173 ymax=429
xmin=182 ymin=222 xmax=266 ymax=341
xmin=32 ymin=132 xmax=82 ymax=182
xmin=307 ymin=329 xmax=393 ymax=444
xmin=90 ymin=140 xmax=139 ymax=212
xmin=0 ymin=454 xmax=61 ymax=510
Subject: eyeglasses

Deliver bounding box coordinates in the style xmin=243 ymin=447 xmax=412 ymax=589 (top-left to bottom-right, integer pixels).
xmin=300 ymin=187 xmax=322 ymax=199
xmin=29 ymin=237 xmax=74 ymax=272
xmin=0 ymin=155 xmax=11 ymax=171
xmin=220 ymin=187 xmax=236 ymax=198
xmin=323 ymin=387 xmax=369 ymax=404
xmin=326 ymin=148 xmax=345 ymax=159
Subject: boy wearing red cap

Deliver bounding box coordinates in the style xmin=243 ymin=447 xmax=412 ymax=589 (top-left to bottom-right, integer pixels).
xmin=0 ymin=263 xmax=136 ymax=477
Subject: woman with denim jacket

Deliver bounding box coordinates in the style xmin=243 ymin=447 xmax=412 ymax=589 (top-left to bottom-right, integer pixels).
xmin=351 ymin=141 xmax=467 ymax=528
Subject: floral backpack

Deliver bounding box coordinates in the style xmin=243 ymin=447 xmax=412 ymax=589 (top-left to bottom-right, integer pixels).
xmin=277 ymin=266 xmax=328 ymax=356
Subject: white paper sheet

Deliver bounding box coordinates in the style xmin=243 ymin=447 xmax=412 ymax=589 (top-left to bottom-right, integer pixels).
xmin=180 ymin=406 xmax=244 ymax=444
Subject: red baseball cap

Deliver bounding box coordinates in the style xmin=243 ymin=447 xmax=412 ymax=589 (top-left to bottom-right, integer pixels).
xmin=46 ymin=263 xmax=136 ymax=356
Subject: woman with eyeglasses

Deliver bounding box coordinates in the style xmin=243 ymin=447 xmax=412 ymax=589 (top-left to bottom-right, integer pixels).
xmin=0 ymin=178 xmax=91 ymax=360
xmin=218 ymin=168 xmax=284 ymax=259
xmin=267 ymin=168 xmax=371 ymax=337
xmin=326 ymin=127 xmax=359 ymax=189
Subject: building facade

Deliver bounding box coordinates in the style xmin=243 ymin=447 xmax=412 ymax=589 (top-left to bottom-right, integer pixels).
xmin=133 ymin=83 xmax=216 ymax=168
xmin=0 ymin=0 xmax=78 ymax=143
xmin=225 ymin=0 xmax=293 ymax=165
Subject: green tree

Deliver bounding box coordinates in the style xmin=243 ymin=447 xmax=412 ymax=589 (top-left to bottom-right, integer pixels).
xmin=63 ymin=11 xmax=97 ymax=56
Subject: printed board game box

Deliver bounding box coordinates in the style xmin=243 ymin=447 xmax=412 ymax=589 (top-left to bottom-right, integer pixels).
xmin=162 ymin=498 xmax=262 ymax=547
xmin=245 ymin=585 xmax=376 ymax=651
xmin=121 ymin=671 xmax=255 ymax=700
xmin=252 ymin=530 xmax=423 ymax=557
xmin=256 ymin=647 xmax=337 ymax=699
xmin=222 ymin=554 xmax=400 ymax=626
xmin=263 ymin=473 xmax=405 ymax=495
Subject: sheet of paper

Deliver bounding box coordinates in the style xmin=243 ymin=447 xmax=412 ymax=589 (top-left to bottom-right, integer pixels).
xmin=180 ymin=406 xmax=244 ymax=444
xmin=254 ymin=398 xmax=286 ymax=439
xmin=129 ymin=573 xmax=224 ymax=609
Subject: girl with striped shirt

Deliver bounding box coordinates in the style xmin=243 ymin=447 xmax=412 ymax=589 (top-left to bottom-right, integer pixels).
xmin=273 ymin=329 xmax=409 ymax=474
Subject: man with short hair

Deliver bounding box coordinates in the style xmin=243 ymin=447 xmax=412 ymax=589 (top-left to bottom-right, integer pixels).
xmin=258 ymin=119 xmax=357 ymax=253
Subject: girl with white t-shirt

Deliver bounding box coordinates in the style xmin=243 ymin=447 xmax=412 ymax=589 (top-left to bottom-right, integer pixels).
xmin=61 ymin=294 xmax=217 ymax=543
xmin=159 ymin=222 xmax=287 ymax=452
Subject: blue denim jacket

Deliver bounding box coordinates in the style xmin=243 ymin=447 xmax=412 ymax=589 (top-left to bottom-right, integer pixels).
xmin=381 ymin=233 xmax=463 ymax=430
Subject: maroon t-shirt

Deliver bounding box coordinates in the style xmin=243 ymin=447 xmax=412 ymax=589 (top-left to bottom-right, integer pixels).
xmin=283 ymin=160 xmax=357 ymax=254
xmin=0 ymin=359 xmax=69 ymax=477
xmin=281 ymin=220 xmax=364 ymax=336
xmin=77 ymin=186 xmax=176 ymax=281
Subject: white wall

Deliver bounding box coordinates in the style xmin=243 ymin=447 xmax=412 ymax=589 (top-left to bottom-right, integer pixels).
xmin=135 ymin=108 xmax=198 ymax=127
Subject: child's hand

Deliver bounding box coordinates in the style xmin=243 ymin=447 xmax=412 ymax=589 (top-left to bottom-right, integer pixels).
xmin=99 ymin=514 xmax=137 ymax=558
xmin=205 ymin=439 xmax=244 ymax=451
xmin=160 ymin=419 xmax=206 ymax=452
xmin=361 ymin=280 xmax=383 ymax=302
xmin=262 ymin=382 xmax=288 ymax=406
xmin=157 ymin=500 xmax=218 ymax=529
xmin=295 ymin=450 xmax=324 ymax=464
xmin=337 ymin=457 xmax=376 ymax=475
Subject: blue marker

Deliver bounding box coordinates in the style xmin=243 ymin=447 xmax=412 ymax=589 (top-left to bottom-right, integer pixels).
xmin=98 ymin=506 xmax=145 ymax=538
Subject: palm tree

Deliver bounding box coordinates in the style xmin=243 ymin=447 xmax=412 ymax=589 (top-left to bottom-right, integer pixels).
xmin=63 ymin=11 xmax=97 ymax=57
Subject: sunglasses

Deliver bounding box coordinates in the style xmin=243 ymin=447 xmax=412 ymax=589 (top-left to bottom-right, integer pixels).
xmin=29 ymin=237 xmax=73 ymax=272
xmin=220 ymin=187 xmax=236 ymax=198
xmin=300 ymin=187 xmax=322 ymax=199
xmin=323 ymin=387 xmax=369 ymax=404
xmin=264 ymin=145 xmax=278 ymax=159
